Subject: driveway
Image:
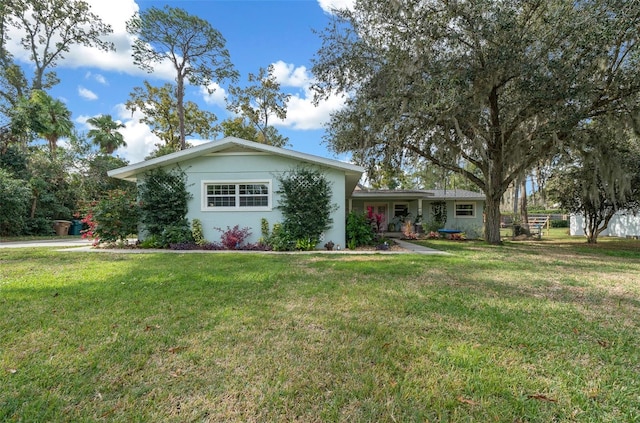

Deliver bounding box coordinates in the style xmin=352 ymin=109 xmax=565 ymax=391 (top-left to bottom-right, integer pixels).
xmin=0 ymin=238 xmax=93 ymax=249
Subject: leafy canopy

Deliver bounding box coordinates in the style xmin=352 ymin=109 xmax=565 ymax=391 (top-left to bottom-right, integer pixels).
xmin=4 ymin=0 xmax=113 ymax=91
xmin=227 ymin=64 xmax=290 ymax=147
xmin=125 ymin=81 xmax=218 ymax=154
xmin=548 ymin=119 xmax=640 ymax=243
xmin=127 ymin=6 xmax=237 ymax=150
xmin=312 ymin=0 xmax=640 ymax=244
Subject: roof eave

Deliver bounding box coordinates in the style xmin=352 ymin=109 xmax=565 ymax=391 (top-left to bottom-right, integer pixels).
xmin=107 ymin=137 xmax=364 ymax=181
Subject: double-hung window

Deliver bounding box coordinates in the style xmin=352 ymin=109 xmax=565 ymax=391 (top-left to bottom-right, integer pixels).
xmin=203 ymin=181 xmax=271 ymax=211
xmin=455 ymin=203 xmax=475 ymax=218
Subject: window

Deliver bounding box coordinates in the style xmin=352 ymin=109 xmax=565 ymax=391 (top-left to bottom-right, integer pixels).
xmin=394 ymin=203 xmax=409 ymax=219
xmin=455 ymin=203 xmax=475 ymax=218
xmin=203 ymin=181 xmax=271 ymax=211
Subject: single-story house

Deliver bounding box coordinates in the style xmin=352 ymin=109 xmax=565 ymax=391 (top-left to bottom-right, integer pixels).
xmin=570 ymin=212 xmax=640 ymax=238
xmin=350 ymin=188 xmax=485 ymax=237
xmin=108 ymin=137 xmax=486 ymax=246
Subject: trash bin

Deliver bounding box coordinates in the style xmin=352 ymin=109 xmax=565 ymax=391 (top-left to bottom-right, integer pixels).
xmin=69 ymin=219 xmax=82 ymax=236
xmin=53 ymin=220 xmax=72 ymax=236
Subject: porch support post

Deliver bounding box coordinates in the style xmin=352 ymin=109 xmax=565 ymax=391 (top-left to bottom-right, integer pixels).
xmin=418 ymin=198 xmax=423 ymax=219
xmin=348 ymin=198 xmax=353 ymax=213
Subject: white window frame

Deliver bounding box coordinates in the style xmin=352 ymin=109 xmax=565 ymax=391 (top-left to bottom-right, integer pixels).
xmin=202 ymin=180 xmax=272 ymax=212
xmin=455 ymin=202 xmax=476 ymax=218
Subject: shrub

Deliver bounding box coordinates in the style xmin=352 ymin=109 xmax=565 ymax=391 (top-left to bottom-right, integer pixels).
xmin=551 ymin=219 xmax=569 ymax=228
xmin=295 ymin=238 xmax=316 ymax=251
xmin=138 ymin=167 xmax=192 ymax=238
xmin=276 ymin=166 xmax=336 ymax=249
xmin=215 ymin=225 xmax=252 ymax=250
xmin=191 ymin=218 xmax=206 ymax=245
xmin=80 ymin=209 xmax=97 ymax=240
xmin=269 ymin=223 xmax=294 ymax=251
xmin=423 ymin=221 xmax=443 ymax=233
xmin=90 ymin=189 xmax=139 ymax=244
xmin=0 ymin=168 xmax=31 ymax=236
xmin=402 ymin=220 xmax=418 ymax=239
xmin=161 ymin=220 xmax=194 ymax=247
xmin=24 ymin=217 xmax=54 ymax=236
xmin=139 ymin=235 xmax=163 ymax=249
xmin=259 ymin=218 xmax=270 ymax=243
xmin=346 ymin=211 xmax=374 ymax=248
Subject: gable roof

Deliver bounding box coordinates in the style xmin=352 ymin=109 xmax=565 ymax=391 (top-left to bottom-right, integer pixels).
xmin=108 ymin=137 xmax=364 ymax=192
xmin=352 ymin=188 xmax=485 ymax=201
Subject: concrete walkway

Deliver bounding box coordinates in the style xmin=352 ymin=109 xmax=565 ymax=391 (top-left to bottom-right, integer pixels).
xmin=393 ymin=239 xmax=450 ymax=255
xmin=0 ymin=237 xmax=447 ymax=255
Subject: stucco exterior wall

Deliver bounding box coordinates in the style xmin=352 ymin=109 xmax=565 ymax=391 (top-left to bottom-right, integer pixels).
xmin=165 ymin=152 xmax=349 ymax=247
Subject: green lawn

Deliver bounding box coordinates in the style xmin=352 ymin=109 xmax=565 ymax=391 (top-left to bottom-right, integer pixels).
xmin=1 ymin=237 xmax=639 ymax=422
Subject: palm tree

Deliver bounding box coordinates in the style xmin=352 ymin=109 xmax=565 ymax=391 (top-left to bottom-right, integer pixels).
xmin=86 ymin=114 xmax=126 ymax=155
xmin=29 ymin=90 xmax=73 ymax=155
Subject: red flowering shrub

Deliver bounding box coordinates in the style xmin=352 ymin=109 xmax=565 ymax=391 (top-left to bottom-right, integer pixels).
xmin=214 ymin=225 xmax=252 ymax=250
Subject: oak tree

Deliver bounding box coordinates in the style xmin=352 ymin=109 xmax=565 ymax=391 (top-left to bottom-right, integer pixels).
xmin=312 ymin=0 xmax=640 ymax=244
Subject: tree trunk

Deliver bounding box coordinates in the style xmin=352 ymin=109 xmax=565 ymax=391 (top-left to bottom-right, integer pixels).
xmin=519 ymin=177 xmax=530 ymax=235
xmin=484 ymin=194 xmax=502 ymax=244
xmin=30 ymin=195 xmax=38 ymax=219
xmin=585 ymin=214 xmax=599 ymax=244
xmin=176 ymin=75 xmax=186 ymax=150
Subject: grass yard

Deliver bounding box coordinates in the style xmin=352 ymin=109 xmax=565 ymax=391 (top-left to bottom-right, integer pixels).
xmin=1 ymin=236 xmax=639 ymax=422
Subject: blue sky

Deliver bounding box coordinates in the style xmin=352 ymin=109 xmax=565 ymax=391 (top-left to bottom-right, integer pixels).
xmin=5 ymin=0 xmax=354 ymax=163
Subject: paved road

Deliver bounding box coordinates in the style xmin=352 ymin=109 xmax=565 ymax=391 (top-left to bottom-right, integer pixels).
xmin=0 ymin=238 xmax=93 ymax=249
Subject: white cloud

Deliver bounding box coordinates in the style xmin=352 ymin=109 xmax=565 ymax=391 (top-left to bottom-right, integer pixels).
xmin=317 ymin=0 xmax=355 ymax=14
xmin=113 ymin=104 xmax=161 ymax=163
xmin=5 ymin=0 xmax=176 ymax=82
xmin=85 ymin=72 xmax=108 ymax=85
xmin=269 ymin=61 xmax=346 ymax=131
xmin=282 ymin=91 xmax=345 ymax=131
xmin=78 ymin=86 xmax=98 ymax=101
xmin=199 ymin=83 xmax=227 ymax=108
xmin=272 ymin=60 xmax=311 ymax=88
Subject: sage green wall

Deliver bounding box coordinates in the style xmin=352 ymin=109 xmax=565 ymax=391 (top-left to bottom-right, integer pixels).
xmin=165 ymin=153 xmax=347 ymax=247
xmin=350 ymin=199 xmax=485 ymax=238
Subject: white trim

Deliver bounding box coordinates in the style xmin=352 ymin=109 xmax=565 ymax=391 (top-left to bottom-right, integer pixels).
xmin=201 ymin=179 xmax=273 ymax=212
xmin=206 ymin=151 xmax=270 ymax=156
xmin=108 ymin=137 xmax=364 ymax=182
xmin=454 ymin=202 xmax=476 ymax=218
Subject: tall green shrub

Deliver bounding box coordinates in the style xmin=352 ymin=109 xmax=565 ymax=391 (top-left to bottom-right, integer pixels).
xmin=0 ymin=169 xmax=31 ymax=236
xmin=276 ymin=167 xmax=336 ymax=250
xmin=92 ymin=189 xmax=140 ymax=243
xmin=346 ymin=211 xmax=374 ymax=249
xmin=138 ymin=167 xmax=192 ymax=238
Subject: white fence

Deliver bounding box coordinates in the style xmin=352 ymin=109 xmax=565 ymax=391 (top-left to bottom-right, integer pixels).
xmin=570 ymin=212 xmax=640 ymax=238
